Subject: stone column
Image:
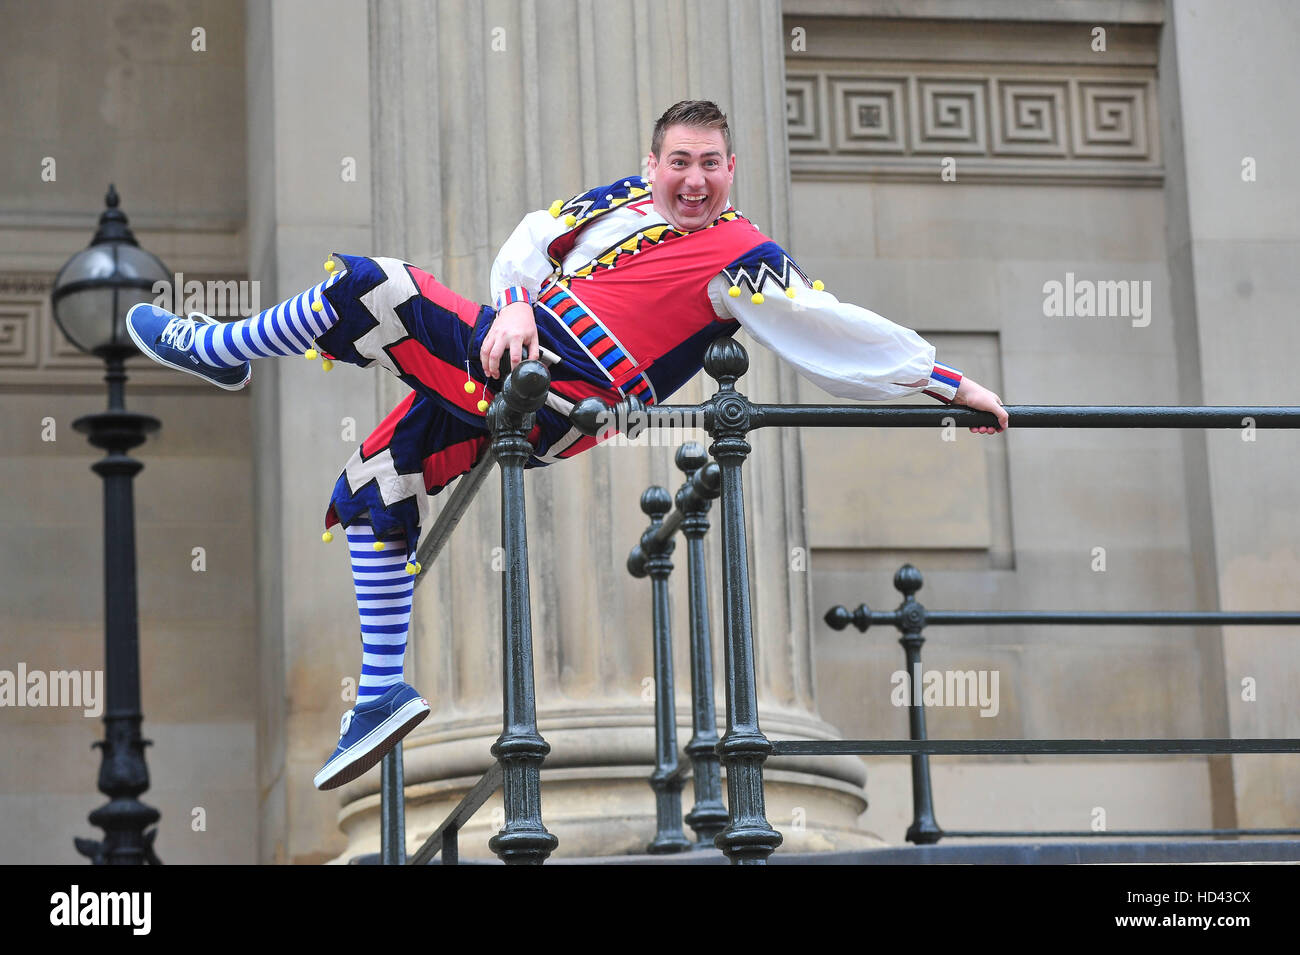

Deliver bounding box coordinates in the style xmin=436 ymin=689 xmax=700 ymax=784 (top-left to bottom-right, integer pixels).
xmin=1160 ymin=0 xmax=1300 ymax=831
xmin=246 ymin=0 xmax=377 ymax=863
xmin=334 ymin=0 xmax=872 ymax=860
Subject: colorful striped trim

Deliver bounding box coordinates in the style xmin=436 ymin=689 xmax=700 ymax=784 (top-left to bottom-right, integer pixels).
xmin=538 ymin=284 xmax=656 ymax=403
xmin=494 ymin=286 xmax=533 ymax=310
xmin=922 ymin=362 xmax=964 ymax=403
xmin=546 ymin=181 xmax=654 ymax=269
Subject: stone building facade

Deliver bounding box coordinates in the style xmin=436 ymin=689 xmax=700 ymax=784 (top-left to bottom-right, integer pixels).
xmin=1 ymin=0 xmax=1295 ymax=863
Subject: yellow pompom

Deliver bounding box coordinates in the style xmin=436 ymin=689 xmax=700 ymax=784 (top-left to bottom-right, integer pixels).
xmin=549 ymin=200 xmax=563 ymax=217
xmin=324 ymin=259 xmax=336 ymax=272
xmin=728 ymin=286 xmax=741 ymax=298
xmin=812 ymin=279 xmax=825 ymax=291
xmin=373 ymin=541 xmax=385 ymax=552
xmin=311 ymin=299 xmax=323 ymax=312
xmin=785 ymin=287 xmax=796 ymax=299
xmin=321 ymin=358 xmax=334 ymax=372
xmin=477 ymin=398 xmax=490 ymax=413
xmin=405 ymin=561 xmax=422 ymax=575
xmin=304 ymin=348 xmax=318 ymax=360
xmin=751 ymin=292 xmax=764 ymax=305
xmin=564 ymin=214 xmax=577 ymax=227
xmin=322 ymin=530 xmax=333 ymax=543
xmin=463 ymin=380 xmax=476 ymax=394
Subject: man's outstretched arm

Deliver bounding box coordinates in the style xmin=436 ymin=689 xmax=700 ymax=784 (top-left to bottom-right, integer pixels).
xmin=709 ymin=266 xmax=1008 ymax=433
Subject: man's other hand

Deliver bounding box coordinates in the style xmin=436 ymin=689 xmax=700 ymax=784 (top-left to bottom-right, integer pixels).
xmin=481 ymin=300 xmax=540 ymax=379
xmin=953 ymin=377 xmax=1009 ymax=434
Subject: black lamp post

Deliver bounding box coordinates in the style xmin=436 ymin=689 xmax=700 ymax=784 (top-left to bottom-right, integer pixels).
xmin=50 ymin=185 xmax=169 ymax=865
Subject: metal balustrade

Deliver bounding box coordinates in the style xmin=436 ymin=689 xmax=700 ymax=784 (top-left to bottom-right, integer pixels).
xmin=825 ymin=569 xmax=1300 ymax=844
xmin=626 ymin=443 xmax=727 ymax=852
xmin=595 ymin=337 xmax=1300 ymax=864
xmin=365 ymin=358 xmax=556 ymax=866
xmin=365 ymin=335 xmax=1300 ymax=865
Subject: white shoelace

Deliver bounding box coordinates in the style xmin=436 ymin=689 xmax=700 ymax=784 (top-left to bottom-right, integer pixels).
xmin=158 ymin=314 xmax=199 ymax=352
xmin=339 ymin=709 xmax=353 ymax=737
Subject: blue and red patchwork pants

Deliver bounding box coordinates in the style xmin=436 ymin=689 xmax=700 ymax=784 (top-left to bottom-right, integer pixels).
xmin=317 ymin=254 xmax=605 ymax=564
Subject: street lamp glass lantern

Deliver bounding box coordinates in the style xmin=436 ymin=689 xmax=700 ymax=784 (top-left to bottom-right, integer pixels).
xmin=51 ymin=186 xmax=169 ymax=357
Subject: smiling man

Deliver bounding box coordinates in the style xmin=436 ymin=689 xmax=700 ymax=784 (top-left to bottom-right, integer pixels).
xmin=125 ymin=99 xmax=1007 ymax=792
xmin=480 ymin=100 xmax=1006 ymax=431
xmin=648 ymin=122 xmax=736 ymax=230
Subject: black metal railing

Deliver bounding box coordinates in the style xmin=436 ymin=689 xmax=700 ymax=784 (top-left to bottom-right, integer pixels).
xmin=367 ymin=359 xmax=557 ymax=865
xmin=583 ymin=336 xmax=1300 ymax=864
xmin=372 ymin=333 xmax=1300 ymax=866
xmin=373 ymin=447 xmax=499 ymax=864
xmin=626 ymin=443 xmax=728 ymax=852
xmin=825 ymin=565 xmax=1300 ymax=843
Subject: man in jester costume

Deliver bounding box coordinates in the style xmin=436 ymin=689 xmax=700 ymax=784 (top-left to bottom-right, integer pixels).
xmin=126 ymin=101 xmax=1009 ymax=791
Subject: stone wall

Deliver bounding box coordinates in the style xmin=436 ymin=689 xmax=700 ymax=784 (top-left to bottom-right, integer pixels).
xmin=0 ymin=0 xmax=255 ymax=864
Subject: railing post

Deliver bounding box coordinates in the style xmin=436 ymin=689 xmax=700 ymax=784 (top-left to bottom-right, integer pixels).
xmin=895 ymin=564 xmax=943 ymax=844
xmin=631 ymin=487 xmax=693 ymax=854
xmin=675 ymin=443 xmax=728 ymax=847
xmin=380 ymin=742 xmax=406 ymax=864
xmin=486 ymin=360 xmax=559 ymax=865
xmin=443 ymin=824 xmax=458 ymax=866
xmin=704 ymin=339 xmax=782 ymax=864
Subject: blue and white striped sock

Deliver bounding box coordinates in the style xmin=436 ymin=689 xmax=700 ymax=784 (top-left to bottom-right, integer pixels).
xmin=345 ymin=520 xmax=414 ymax=703
xmin=192 ymin=273 xmax=344 ymax=368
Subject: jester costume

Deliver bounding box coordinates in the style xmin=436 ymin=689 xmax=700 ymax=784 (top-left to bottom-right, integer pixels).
xmin=317 ymin=175 xmax=965 ymax=569
xmin=124 ymin=170 xmax=967 ymax=789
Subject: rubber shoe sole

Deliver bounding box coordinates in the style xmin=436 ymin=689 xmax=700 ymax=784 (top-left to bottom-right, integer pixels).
xmin=125 ymin=304 xmax=252 ymax=392
xmin=313 ymin=697 xmax=430 ymax=791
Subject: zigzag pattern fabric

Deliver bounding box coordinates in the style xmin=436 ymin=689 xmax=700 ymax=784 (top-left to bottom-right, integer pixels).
xmin=192 ymin=273 xmax=345 ymax=368
xmin=720 ymin=240 xmax=811 ymax=293
xmin=345 ymin=519 xmax=413 ymax=701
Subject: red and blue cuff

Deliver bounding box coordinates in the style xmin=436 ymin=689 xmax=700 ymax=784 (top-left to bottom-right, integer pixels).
xmin=922 ymin=361 xmax=964 ymax=404
xmin=494 ymin=286 xmax=533 ymax=311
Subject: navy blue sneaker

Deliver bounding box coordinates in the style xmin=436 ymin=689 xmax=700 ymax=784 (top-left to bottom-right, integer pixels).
xmin=314 ymin=682 xmax=430 ymax=791
xmin=125 ymin=304 xmax=252 ymax=391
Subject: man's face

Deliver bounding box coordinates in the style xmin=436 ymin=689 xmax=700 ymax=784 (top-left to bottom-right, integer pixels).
xmin=646 ymin=125 xmax=736 ymax=232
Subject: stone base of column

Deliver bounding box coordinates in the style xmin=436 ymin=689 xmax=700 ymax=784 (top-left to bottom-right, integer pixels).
xmin=329 ymin=710 xmax=886 ymax=863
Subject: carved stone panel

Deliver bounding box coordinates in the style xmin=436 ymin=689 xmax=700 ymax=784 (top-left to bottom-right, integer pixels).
xmin=831 ymin=77 xmax=907 ymax=153
xmin=993 ymin=81 xmax=1069 ymax=156
xmin=788 ymin=66 xmax=1159 ymax=183
xmin=913 ymin=78 xmax=988 ymax=154
xmin=0 ymin=273 xmax=220 ymax=387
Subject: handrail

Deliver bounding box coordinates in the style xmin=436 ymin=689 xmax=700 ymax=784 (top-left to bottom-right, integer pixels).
xmin=572 ymin=398 xmax=1300 ymax=434
xmin=751 ymin=404 xmax=1300 ymax=429
xmin=828 ymin=608 xmax=1300 ymax=628
xmin=412 ymin=448 xmax=499 ymax=574
xmin=770 ymin=739 xmax=1300 ymax=756
xmin=408 ymin=762 xmax=505 ymax=865
xmin=626 ymin=456 xmax=721 ymax=575
xmin=940 ymin=828 xmax=1300 ymax=838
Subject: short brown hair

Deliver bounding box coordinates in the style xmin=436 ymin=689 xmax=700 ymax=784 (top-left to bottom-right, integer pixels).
xmin=650 ymin=100 xmax=733 ymax=158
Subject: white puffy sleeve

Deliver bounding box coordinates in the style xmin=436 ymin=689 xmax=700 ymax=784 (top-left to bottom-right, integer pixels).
xmin=489 ymin=208 xmax=568 ymax=311
xmin=707 ymin=255 xmax=963 ymax=403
